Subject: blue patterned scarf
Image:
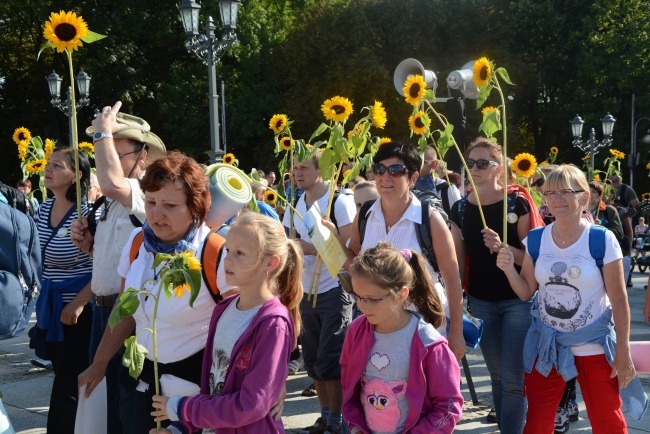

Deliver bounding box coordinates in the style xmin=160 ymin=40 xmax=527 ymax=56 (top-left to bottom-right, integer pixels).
xmin=142 ymin=220 xmax=199 ymax=254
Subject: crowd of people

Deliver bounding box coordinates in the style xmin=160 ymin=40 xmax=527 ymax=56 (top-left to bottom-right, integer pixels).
xmin=2 ymin=100 xmax=648 ymax=434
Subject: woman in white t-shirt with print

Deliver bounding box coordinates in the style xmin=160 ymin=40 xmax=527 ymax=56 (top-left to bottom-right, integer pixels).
xmin=496 ymin=164 xmax=639 ymax=434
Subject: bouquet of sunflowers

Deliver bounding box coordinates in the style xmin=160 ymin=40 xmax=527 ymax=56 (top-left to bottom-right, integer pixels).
xmin=13 ymin=127 xmax=56 ymax=201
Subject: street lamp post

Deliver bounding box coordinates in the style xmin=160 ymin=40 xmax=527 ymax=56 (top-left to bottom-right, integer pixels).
xmin=46 ymin=70 xmax=91 ymax=147
xmin=631 ymin=117 xmax=650 ymax=188
xmin=570 ymin=113 xmax=616 ymax=175
xmin=178 ymin=0 xmax=240 ymax=163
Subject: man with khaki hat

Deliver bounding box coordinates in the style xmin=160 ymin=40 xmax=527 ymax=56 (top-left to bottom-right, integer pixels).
xmin=71 ymin=101 xmax=166 ymax=434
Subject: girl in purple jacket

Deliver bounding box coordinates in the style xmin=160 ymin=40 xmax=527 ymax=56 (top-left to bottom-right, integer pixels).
xmin=341 ymin=242 xmax=463 ymax=434
xmin=149 ymin=213 xmax=303 ymax=433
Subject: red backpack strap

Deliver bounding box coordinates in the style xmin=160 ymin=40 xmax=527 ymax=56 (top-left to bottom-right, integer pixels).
xmin=129 ymin=231 xmax=144 ymax=264
xmin=200 ymin=231 xmax=224 ymax=303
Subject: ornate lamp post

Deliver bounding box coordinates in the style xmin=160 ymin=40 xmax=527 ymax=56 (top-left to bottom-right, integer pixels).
xmin=178 ymin=0 xmax=240 ymax=163
xmin=46 ymin=70 xmax=91 ymax=147
xmin=570 ymin=113 xmax=616 ymax=174
xmin=630 ymin=117 xmax=650 ymax=188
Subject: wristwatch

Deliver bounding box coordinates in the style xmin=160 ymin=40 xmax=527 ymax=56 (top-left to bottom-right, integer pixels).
xmin=93 ymin=131 xmax=113 ymax=143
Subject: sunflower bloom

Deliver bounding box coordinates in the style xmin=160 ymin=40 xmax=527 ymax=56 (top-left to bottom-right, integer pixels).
xmin=222 ymin=153 xmax=236 ymax=165
xmin=473 ymin=57 xmax=493 ymax=88
xmin=79 ymin=141 xmax=94 ymax=154
xmin=264 ymin=189 xmax=278 ymax=205
xmin=269 ymin=114 xmax=288 ymax=134
xmin=173 ymin=283 xmax=190 ymax=298
xmin=378 ymin=137 xmax=392 ymax=146
xmin=408 ymin=111 xmax=430 ymax=136
xmin=44 ymin=138 xmax=55 ymax=159
xmin=403 ymin=75 xmax=427 ymax=106
xmin=321 ymin=96 xmax=353 ymax=123
xmin=593 ymin=174 xmax=601 ymax=181
xmin=13 ymin=127 xmax=32 ymax=145
xmin=26 ymin=159 xmax=47 ymax=174
xmin=511 ymin=153 xmax=537 ymax=178
xmin=347 ymin=124 xmax=363 ymax=139
xmin=18 ymin=142 xmax=28 ymax=161
xmin=279 ymin=137 xmax=293 ymax=151
xmin=642 ymin=192 xmax=650 ymax=201
xmin=43 ymin=10 xmax=89 ymax=53
xmin=178 ymin=251 xmax=201 ymax=272
xmin=550 ymin=146 xmax=559 ymax=155
xmin=646 ymin=162 xmax=650 ymax=170
xmin=609 ymin=149 xmax=625 ymax=160
xmin=481 ymin=106 xmax=498 ymax=116
xmin=371 ymin=101 xmax=387 ymax=129
xmin=582 ymin=155 xmax=590 ymax=162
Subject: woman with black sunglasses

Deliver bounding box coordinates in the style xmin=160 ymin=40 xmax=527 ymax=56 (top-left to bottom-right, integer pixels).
xmin=449 ymin=137 xmax=533 ymax=434
xmin=346 ymin=141 xmax=467 ymax=362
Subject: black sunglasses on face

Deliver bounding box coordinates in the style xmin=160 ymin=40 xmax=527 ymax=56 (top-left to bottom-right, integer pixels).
xmin=532 ymin=178 xmax=545 ymax=188
xmin=372 ymin=163 xmax=408 ymax=177
xmin=466 ymin=158 xmax=498 ymax=170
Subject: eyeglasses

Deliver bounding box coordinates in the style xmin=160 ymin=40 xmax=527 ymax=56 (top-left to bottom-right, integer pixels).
xmin=372 ymin=163 xmax=408 ymax=177
xmin=350 ymin=290 xmax=392 ymax=305
xmin=542 ymin=189 xmax=585 ymax=199
xmin=531 ymin=178 xmax=545 ymax=188
xmin=117 ymin=150 xmax=140 ymax=160
xmin=466 ymin=158 xmax=498 ymax=170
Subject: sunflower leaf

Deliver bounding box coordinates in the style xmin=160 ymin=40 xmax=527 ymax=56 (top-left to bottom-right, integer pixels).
xmin=186 ymin=270 xmax=202 ymax=307
xmin=249 ymin=195 xmax=260 ymax=213
xmin=318 ymin=149 xmax=335 ymax=181
xmin=81 ymin=30 xmax=107 ymax=44
xmin=108 ymin=287 xmax=140 ymax=330
xmin=495 ymin=67 xmax=514 ymax=85
xmin=122 ymin=336 xmax=147 ymax=380
xmin=249 ymin=169 xmax=260 ymax=182
xmin=476 ymin=84 xmax=491 ymax=109
xmin=437 ymin=123 xmax=455 ymax=160
xmin=479 ymin=110 xmax=501 ymax=139
xmin=309 ymin=123 xmax=329 ymax=143
xmin=37 ymin=42 xmax=54 ymax=60
xmin=153 ymin=253 xmax=170 ymax=270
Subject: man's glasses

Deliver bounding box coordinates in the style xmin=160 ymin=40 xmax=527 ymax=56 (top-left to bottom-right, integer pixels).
xmin=531 ymin=178 xmax=545 ymax=188
xmin=372 ymin=163 xmax=408 ymax=177
xmin=117 ymin=150 xmax=140 ymax=160
xmin=466 ymin=158 xmax=498 ymax=170
xmin=350 ymin=290 xmax=392 ymax=305
xmin=542 ymin=189 xmax=585 ymax=199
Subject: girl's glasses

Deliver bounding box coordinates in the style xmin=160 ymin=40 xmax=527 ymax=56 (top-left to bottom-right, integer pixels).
xmin=350 ymin=290 xmax=391 ymax=304
xmin=466 ymin=158 xmax=498 ymax=170
xmin=542 ymin=189 xmax=584 ymax=199
xmin=372 ymin=163 xmax=408 ymax=177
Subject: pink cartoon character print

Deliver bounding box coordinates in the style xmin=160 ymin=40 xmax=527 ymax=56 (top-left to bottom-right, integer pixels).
xmin=361 ymin=378 xmax=407 ymax=432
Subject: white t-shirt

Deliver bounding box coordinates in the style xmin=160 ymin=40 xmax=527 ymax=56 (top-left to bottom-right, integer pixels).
xmin=93 ymin=177 xmax=146 ymax=295
xmin=282 ymin=189 xmax=356 ymax=294
xmin=529 ymin=223 xmax=622 ymax=356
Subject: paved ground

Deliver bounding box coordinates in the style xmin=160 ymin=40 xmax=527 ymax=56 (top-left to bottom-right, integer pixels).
xmin=1 ymin=272 xmax=649 ymax=433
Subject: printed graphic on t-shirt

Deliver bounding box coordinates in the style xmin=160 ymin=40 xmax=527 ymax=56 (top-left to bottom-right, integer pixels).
xmin=361 ymin=377 xmax=407 ymax=432
xmin=209 ymin=348 xmax=229 ymax=396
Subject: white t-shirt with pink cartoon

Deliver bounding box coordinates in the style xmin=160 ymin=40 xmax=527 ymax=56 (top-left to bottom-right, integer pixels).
xmin=530 ymin=223 xmax=622 ymax=356
xmin=361 ymin=314 xmax=418 ymax=434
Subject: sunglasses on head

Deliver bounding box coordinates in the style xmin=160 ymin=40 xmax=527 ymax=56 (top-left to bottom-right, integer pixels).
xmin=372 ymin=163 xmax=408 ymax=177
xmin=532 ymin=178 xmax=545 ymax=188
xmin=466 ymin=158 xmax=498 ymax=170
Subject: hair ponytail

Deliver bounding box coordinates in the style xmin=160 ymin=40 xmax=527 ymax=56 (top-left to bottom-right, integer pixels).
xmin=406 ymin=252 xmax=445 ymax=329
xmin=275 ymin=240 xmax=303 ymax=346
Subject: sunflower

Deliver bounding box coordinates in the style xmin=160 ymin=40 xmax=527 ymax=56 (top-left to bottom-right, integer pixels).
xmin=511 ymin=153 xmax=537 ymax=178
xmin=403 ymin=75 xmax=427 ymax=106
xmin=582 ymin=155 xmax=590 ymax=162
xmin=347 ymin=124 xmax=364 ymax=139
xmin=372 ymin=101 xmax=387 ymax=129
xmin=26 ymin=159 xmax=47 ymax=174
xmin=550 ymin=146 xmax=559 ymax=155
xmin=177 ymin=251 xmax=201 ymax=272
xmin=79 ymin=141 xmax=94 ymax=154
xmin=642 ymin=192 xmax=650 ymax=201
xmin=609 ymin=149 xmax=625 ymax=160
xmin=481 ymin=106 xmax=498 ymax=116
xmin=222 ymin=153 xmax=236 ymax=165
xmin=44 ymin=138 xmax=55 ymax=159
xmin=279 ymin=137 xmax=294 ymax=151
xmin=408 ymin=111 xmax=430 ymax=136
xmin=472 ymin=57 xmax=493 ymax=88
xmin=173 ymin=282 xmax=190 ymax=298
xmin=646 ymin=162 xmax=650 ymax=170
xmin=378 ymin=137 xmax=392 ymax=146
xmin=13 ymin=127 xmax=31 ymax=145
xmin=43 ymin=10 xmax=89 ymax=53
xmin=17 ymin=141 xmax=28 ymax=161
xmin=593 ymin=174 xmax=601 ymax=182
xmin=264 ymin=189 xmax=278 ymax=205
xmin=321 ymin=96 xmax=353 ymax=122
xmin=269 ymin=114 xmax=288 ymax=134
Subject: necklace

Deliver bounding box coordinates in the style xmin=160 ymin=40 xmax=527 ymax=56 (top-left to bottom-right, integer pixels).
xmin=552 ymin=222 xmax=583 ymax=246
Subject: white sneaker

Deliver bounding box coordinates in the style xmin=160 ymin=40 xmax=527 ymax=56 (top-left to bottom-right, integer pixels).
xmin=288 ymin=357 xmax=303 ymax=375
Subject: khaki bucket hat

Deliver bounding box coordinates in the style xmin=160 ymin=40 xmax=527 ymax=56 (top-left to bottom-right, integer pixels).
xmin=86 ymin=113 xmax=166 ymax=164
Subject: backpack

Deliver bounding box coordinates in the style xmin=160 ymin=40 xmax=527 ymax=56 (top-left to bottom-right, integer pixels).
xmin=358 ymin=189 xmax=449 ymax=273
xmin=527 ymin=225 xmax=606 ymax=278
xmin=0 ymin=202 xmax=42 ymax=339
xmin=0 ymin=182 xmax=34 ymax=217
xmin=330 ymin=190 xmax=353 ymax=229
xmin=128 ymin=230 xmax=224 ymax=303
xmin=434 ymin=180 xmax=451 ymax=216
xmin=87 ymin=196 xmax=143 ymax=237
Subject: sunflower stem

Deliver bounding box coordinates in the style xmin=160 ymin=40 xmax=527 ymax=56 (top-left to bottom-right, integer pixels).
xmin=493 ymin=79 xmax=508 ymax=248
xmin=424 ymin=100 xmax=488 ymax=229
xmin=66 ymin=50 xmax=83 ymax=220
xmin=152 ymin=285 xmax=162 ymax=430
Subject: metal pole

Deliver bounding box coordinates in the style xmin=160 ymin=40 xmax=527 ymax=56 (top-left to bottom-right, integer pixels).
xmin=206 ymin=16 xmax=221 ymax=163
xmin=66 ymin=87 xmax=74 ymax=147
xmin=221 ymin=80 xmax=227 ymax=154
xmin=630 ymin=94 xmax=635 ymax=188
xmin=589 ymin=128 xmax=596 ymax=175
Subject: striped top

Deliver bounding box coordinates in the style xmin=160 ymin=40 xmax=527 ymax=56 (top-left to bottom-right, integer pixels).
xmin=35 ymin=199 xmax=93 ymax=299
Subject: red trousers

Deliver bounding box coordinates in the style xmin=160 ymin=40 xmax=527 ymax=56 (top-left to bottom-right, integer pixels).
xmin=523 ymin=354 xmax=627 ymax=434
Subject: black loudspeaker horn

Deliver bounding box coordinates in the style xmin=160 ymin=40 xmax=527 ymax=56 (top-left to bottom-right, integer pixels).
xmin=393 ymin=58 xmax=437 ymax=96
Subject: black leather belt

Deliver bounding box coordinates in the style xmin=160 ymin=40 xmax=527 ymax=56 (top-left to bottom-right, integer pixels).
xmin=92 ymin=293 xmax=118 ymax=307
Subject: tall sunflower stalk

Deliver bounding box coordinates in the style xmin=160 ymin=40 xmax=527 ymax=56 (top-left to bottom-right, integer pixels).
xmin=41 ymin=10 xmax=105 ymax=217
xmin=109 ymin=251 xmax=202 ymax=430
xmin=472 ymin=58 xmax=514 ymax=247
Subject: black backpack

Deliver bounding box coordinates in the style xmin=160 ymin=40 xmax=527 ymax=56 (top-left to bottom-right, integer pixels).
xmin=0 ymin=202 xmax=42 ymax=339
xmin=357 ymin=190 xmax=449 ymax=273
xmin=0 ymin=182 xmax=34 ymax=217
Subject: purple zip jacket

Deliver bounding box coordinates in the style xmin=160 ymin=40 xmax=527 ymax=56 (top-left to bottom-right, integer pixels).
xmin=173 ymin=295 xmax=294 ymax=433
xmin=341 ymin=312 xmax=463 ymax=433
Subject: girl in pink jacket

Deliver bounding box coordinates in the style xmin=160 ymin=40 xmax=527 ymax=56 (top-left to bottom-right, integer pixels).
xmin=341 ymin=242 xmax=463 ymax=433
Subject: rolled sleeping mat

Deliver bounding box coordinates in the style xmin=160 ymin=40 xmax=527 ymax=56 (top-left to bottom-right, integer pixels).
xmin=205 ymin=163 xmax=253 ymax=229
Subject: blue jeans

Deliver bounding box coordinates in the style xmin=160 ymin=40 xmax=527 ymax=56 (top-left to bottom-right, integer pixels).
xmin=469 ymin=296 xmax=532 ymax=434
xmin=89 ymin=304 xmax=134 ymax=434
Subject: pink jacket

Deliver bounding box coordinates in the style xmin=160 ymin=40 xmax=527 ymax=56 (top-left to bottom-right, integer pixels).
xmin=173 ymin=295 xmax=294 ymax=433
xmin=340 ymin=313 xmax=463 ymax=433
